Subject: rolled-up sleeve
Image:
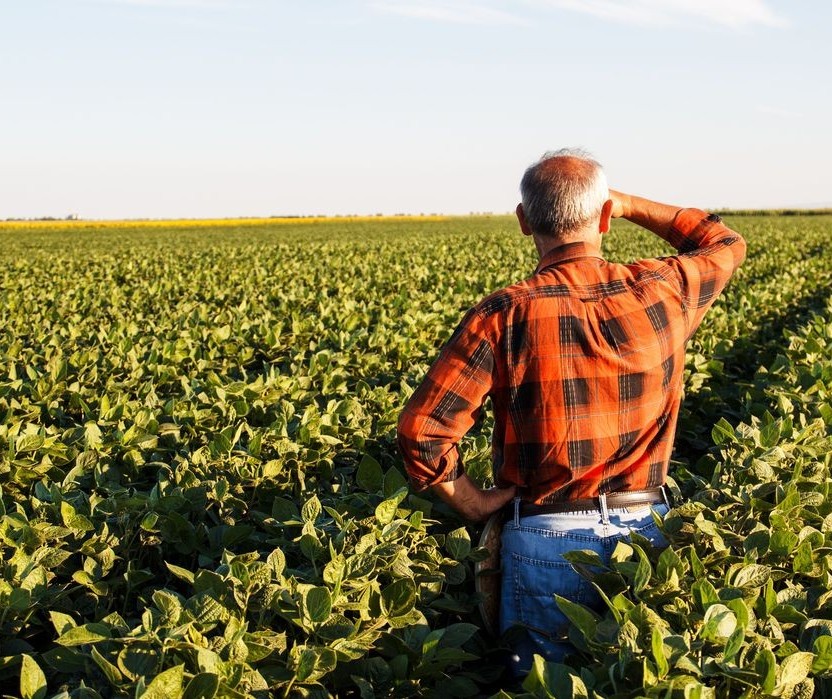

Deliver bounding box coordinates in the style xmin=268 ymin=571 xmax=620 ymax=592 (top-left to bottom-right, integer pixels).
xmin=397 ymin=307 xmax=495 ymax=491
xmin=659 ymin=209 xmax=747 ymax=338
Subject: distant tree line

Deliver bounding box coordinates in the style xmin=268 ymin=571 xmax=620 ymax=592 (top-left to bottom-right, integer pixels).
xmin=713 ymin=208 xmax=832 ymax=216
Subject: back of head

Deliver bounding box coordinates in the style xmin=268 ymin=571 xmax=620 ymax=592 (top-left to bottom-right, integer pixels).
xmin=520 ymin=148 xmax=608 ymax=239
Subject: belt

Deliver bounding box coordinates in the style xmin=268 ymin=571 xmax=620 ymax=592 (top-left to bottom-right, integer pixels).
xmin=516 ymin=487 xmax=668 ymax=518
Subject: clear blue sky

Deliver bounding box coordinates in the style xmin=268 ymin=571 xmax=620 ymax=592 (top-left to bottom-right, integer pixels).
xmin=1 ymin=0 xmax=829 ymax=218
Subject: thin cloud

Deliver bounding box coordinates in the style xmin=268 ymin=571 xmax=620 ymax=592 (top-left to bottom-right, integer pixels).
xmin=371 ymin=1 xmax=529 ymax=26
xmin=89 ymin=0 xmax=238 ymax=8
xmin=529 ymin=0 xmax=788 ymax=29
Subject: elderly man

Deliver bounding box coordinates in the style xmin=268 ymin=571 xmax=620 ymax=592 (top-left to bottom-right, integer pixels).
xmin=397 ymin=148 xmax=746 ymax=671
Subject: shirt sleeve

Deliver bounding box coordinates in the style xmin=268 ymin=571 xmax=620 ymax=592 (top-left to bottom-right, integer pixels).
xmin=397 ymin=307 xmax=495 ymax=491
xmin=658 ymin=209 xmax=747 ymax=338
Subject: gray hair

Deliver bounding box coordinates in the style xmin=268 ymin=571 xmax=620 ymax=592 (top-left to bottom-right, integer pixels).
xmin=520 ymin=148 xmax=609 ymax=238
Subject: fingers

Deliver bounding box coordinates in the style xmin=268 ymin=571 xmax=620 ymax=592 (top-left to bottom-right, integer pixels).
xmin=479 ymin=485 xmax=517 ymax=520
xmin=608 ymin=190 xmax=628 ymax=219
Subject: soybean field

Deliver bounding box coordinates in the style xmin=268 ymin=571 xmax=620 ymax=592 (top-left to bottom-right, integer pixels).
xmin=2 ymin=214 xmax=832 ymax=698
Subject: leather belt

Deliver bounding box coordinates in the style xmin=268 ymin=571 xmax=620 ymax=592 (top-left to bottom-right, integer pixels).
xmin=516 ymin=487 xmax=668 ymax=518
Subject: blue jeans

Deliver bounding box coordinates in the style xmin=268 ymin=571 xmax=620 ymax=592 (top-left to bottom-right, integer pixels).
xmin=499 ymin=499 xmax=669 ymax=675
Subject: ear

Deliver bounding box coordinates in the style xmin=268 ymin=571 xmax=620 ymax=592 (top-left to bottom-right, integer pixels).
xmin=599 ymin=199 xmax=613 ymax=234
xmin=516 ymin=203 xmax=532 ymax=237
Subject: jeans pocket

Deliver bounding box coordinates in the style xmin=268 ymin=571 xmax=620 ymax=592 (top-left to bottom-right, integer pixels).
xmin=511 ymin=551 xmax=592 ymax=641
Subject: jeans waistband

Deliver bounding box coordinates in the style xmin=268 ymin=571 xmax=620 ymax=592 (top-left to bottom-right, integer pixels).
xmin=509 ymin=486 xmax=670 ymax=525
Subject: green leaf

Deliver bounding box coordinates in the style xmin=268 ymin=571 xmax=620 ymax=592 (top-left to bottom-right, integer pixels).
xmin=772 ymin=603 xmax=808 ymax=625
xmin=700 ymin=604 xmax=737 ymax=641
xmin=356 ymin=454 xmax=384 ymax=492
xmin=140 ymin=512 xmax=159 ymax=531
xmin=442 ymin=677 xmax=480 ymax=696
xmin=91 ymin=647 xmax=123 ymax=686
xmin=165 ymin=562 xmax=194 ymax=585
xmin=726 ymin=598 xmax=750 ymax=632
xmin=332 ymin=635 xmax=377 ymax=661
xmin=711 ymin=418 xmax=735 ymax=445
xmin=375 ymin=488 xmax=407 ymax=526
xmin=190 ymin=594 xmax=230 ymax=625
xmin=49 ymin=611 xmax=76 ymax=636
xmin=755 ymin=648 xmax=777 ymax=693
xmin=196 ymin=648 xmax=222 ymax=675
xmin=345 ymin=554 xmax=375 ymax=579
xmin=268 ymin=547 xmax=286 ymax=579
xmin=724 ymin=627 xmax=745 ymax=664
xmin=381 ymin=578 xmax=416 ymax=619
xmin=301 ymin=495 xmax=322 ymax=523
xmin=439 ymin=623 xmax=479 ymax=649
xmin=56 ymin=623 xmax=111 ymax=646
xmin=60 ymin=500 xmax=94 ymax=532
xmin=20 ymin=655 xmax=47 ymax=699
xmin=153 ymin=589 xmax=183 ymax=623
xmin=40 ymin=647 xmax=85 ymax=674
xmin=793 ymin=540 xmax=814 ymax=574
xmin=760 ymin=420 xmax=781 ymax=448
xmin=141 ymin=664 xmax=184 ymax=699
xmin=656 ymin=546 xmax=684 ymax=582
xmin=651 ymin=627 xmax=669 ymax=678
xmin=692 ymin=579 xmax=720 ymax=611
xmin=182 ymin=673 xmax=219 ymax=699
xmin=290 ymin=645 xmax=337 ymax=683
xmin=383 ymin=468 xmax=408 ymax=497
xmin=563 ymin=549 xmax=606 ymax=568
xmin=555 ymin=595 xmax=598 ymax=641
xmin=733 ymin=564 xmax=770 ymax=589
xmin=445 ymin=527 xmax=471 ymax=560
xmin=779 ymin=651 xmax=813 ymax=686
xmin=611 ymin=541 xmax=633 ymax=564
xmin=84 ymin=422 xmax=103 ymax=449
xmin=351 ymin=674 xmax=375 ymax=699
xmin=633 ymin=544 xmax=652 ymax=594
xmin=17 ymin=434 xmax=45 ymax=453
xmin=117 ymin=647 xmax=159 ymax=681
xmin=323 ymin=554 xmax=346 ymax=586
xmin=764 ymin=577 xmax=778 ymax=616
xmin=770 ymin=529 xmax=798 ymax=556
xmin=304 ymin=586 xmax=333 ymax=624
xmin=813 ymin=636 xmax=832 ymax=674
xmin=689 ymin=546 xmax=705 ymax=579
xmin=272 ymin=497 xmax=299 ymax=522
xmin=523 ymin=655 xmax=588 ymax=698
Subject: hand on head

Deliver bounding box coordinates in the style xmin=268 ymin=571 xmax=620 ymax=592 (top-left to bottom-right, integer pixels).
xmin=608 ymin=190 xmax=630 ymax=219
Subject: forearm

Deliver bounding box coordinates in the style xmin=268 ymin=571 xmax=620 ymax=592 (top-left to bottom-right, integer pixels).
xmin=613 ymin=191 xmax=683 ymax=240
xmin=609 ymin=189 xmax=746 ymax=334
xmin=432 ymin=474 xmax=516 ymax=522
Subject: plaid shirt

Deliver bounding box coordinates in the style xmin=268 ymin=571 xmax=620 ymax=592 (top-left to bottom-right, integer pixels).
xmin=398 ymin=209 xmax=746 ymax=503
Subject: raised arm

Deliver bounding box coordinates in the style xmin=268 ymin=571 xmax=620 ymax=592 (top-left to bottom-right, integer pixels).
xmin=609 ymin=190 xmax=747 ymax=335
xmin=609 ymin=190 xmax=682 ymax=239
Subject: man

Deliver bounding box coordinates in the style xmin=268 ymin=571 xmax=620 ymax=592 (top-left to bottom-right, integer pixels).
xmin=397 ymin=148 xmax=746 ymax=672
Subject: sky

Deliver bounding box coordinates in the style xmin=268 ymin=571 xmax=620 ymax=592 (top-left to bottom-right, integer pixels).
xmin=1 ymin=0 xmax=830 ymax=219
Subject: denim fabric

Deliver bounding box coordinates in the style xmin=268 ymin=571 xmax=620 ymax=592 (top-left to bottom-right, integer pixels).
xmin=499 ymin=502 xmax=669 ymax=675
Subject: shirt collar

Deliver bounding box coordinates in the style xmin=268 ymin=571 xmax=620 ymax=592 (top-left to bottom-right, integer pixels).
xmin=534 ymin=241 xmax=603 ymax=274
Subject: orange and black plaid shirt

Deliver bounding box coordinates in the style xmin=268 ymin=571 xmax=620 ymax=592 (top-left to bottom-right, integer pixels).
xmin=398 ymin=209 xmax=746 ymax=503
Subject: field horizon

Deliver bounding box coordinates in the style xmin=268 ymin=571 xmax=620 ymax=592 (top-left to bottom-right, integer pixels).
xmin=3 ymin=208 xmax=832 ymax=229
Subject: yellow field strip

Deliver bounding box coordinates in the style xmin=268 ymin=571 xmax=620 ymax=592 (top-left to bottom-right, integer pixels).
xmin=0 ymin=215 xmax=450 ymax=230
